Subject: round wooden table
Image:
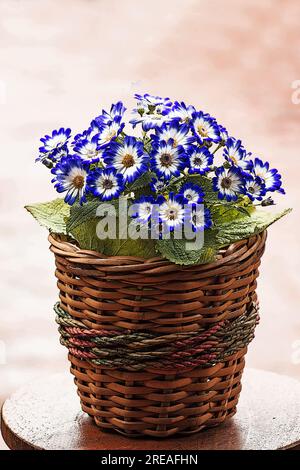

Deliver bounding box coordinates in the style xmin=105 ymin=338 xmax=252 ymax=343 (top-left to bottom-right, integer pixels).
xmin=1 ymin=368 xmax=300 ymax=450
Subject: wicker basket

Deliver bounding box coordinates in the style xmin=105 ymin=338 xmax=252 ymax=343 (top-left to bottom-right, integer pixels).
xmin=49 ymin=231 xmax=266 ymax=437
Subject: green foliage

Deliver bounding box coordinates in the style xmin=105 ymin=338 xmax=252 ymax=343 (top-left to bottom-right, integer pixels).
xmin=127 ymin=171 xmax=156 ymax=192
xmin=25 ymin=196 xmax=291 ymax=265
xmin=25 ymin=198 xmax=70 ymax=234
xmin=215 ymin=208 xmax=292 ymax=247
xmin=156 ymin=230 xmax=217 ymax=266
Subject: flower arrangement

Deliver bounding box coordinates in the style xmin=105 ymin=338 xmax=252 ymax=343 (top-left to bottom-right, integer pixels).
xmin=26 ymin=93 xmax=290 ymax=265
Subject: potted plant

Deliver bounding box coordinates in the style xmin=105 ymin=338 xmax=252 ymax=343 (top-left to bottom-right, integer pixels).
xmin=26 ymin=93 xmax=290 ymax=437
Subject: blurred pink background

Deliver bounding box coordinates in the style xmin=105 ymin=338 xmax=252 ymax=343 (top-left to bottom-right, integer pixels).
xmin=0 ymin=0 xmax=300 ymax=449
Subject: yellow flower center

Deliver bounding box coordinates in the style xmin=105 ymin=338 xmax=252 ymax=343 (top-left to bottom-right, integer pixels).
xmin=73 ymin=175 xmax=85 ymax=189
xmin=122 ymin=154 xmax=135 ymax=168
xmin=197 ymin=125 xmax=208 ymax=137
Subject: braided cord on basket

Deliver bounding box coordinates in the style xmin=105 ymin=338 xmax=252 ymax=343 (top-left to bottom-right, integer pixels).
xmin=54 ymin=302 xmax=259 ymax=371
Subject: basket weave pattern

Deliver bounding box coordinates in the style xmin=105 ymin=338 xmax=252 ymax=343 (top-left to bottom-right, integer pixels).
xmin=49 ymin=231 xmax=266 ymax=437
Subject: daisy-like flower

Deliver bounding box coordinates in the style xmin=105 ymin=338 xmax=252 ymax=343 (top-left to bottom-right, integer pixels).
xmin=51 ymin=155 xmax=88 ymax=205
xmin=95 ymin=117 xmax=125 ymax=149
xmin=186 ymin=206 xmax=212 ymax=232
xmin=187 ymin=145 xmax=214 ymax=175
xmin=36 ymin=144 xmax=69 ymax=166
xmin=224 ymin=137 xmax=251 ymax=170
xmin=212 ymin=166 xmax=244 ymax=201
xmin=252 ymin=158 xmax=284 ymax=193
xmin=39 ymin=127 xmax=71 ymax=155
xmin=152 ymin=121 xmax=195 ymax=148
xmin=87 ymin=168 xmax=124 ymax=201
xmin=151 ymin=140 xmax=187 ymax=180
xmin=134 ymin=93 xmax=172 ymax=110
xmin=94 ymin=101 xmax=126 ymax=127
xmin=150 ymin=177 xmax=166 ymax=194
xmin=168 ymin=101 xmax=196 ymax=123
xmin=130 ymin=93 xmax=172 ymax=131
xmin=130 ymin=112 xmax=170 ymax=131
xmin=158 ymin=193 xmax=186 ymax=231
xmin=191 ymin=111 xmax=221 ymax=144
xmin=180 ymin=182 xmax=205 ymax=204
xmin=131 ymin=196 xmax=156 ymax=223
xmin=242 ymin=174 xmax=266 ymax=201
xmin=105 ymin=135 xmax=147 ymax=183
xmin=73 ymin=135 xmax=104 ymax=164
xmin=219 ymin=125 xmax=228 ymax=143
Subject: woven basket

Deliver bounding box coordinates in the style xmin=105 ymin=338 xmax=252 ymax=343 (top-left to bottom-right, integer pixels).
xmin=49 ymin=230 xmax=266 ymax=437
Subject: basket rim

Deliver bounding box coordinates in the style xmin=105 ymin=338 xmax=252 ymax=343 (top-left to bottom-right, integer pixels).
xmin=48 ymin=230 xmax=267 ymax=271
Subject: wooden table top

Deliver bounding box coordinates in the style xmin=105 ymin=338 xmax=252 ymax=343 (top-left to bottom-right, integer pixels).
xmin=1 ymin=368 xmax=300 ymax=451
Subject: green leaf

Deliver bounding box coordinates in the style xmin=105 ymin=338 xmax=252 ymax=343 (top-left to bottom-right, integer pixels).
xmin=67 ymin=198 xmax=122 ymax=233
xmin=67 ymin=199 xmax=102 ymax=232
xmin=71 ymin=218 xmax=106 ymax=253
xmin=127 ymin=171 xmax=156 ymax=192
xmin=156 ymin=230 xmax=218 ymax=265
xmin=71 ymin=218 xmax=157 ymax=257
xmin=216 ymin=208 xmax=292 ymax=247
xmin=25 ymin=198 xmax=70 ymax=234
xmin=211 ymin=203 xmax=253 ymax=225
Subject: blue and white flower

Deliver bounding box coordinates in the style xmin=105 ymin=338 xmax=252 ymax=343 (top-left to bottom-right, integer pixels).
xmin=39 ymin=127 xmax=71 ymax=155
xmin=105 ymin=136 xmax=147 ymax=183
xmin=224 ymin=137 xmax=251 ymax=170
xmin=191 ymin=112 xmax=221 ymax=144
xmin=187 ymin=145 xmax=213 ymax=174
xmin=150 ymin=177 xmax=166 ymax=194
xmin=153 ymin=121 xmax=195 ymax=148
xmin=36 ymin=144 xmax=69 ymax=165
xmin=134 ymin=93 xmax=172 ymax=110
xmin=131 ymin=196 xmax=156 ymax=223
xmin=242 ymin=174 xmax=266 ymax=201
xmin=87 ymin=168 xmax=124 ymax=201
xmin=151 ymin=140 xmax=187 ymax=180
xmin=94 ymin=101 xmax=126 ymax=127
xmin=131 ymin=112 xmax=170 ymax=131
xmin=252 ymin=158 xmax=284 ymax=193
xmin=187 ymin=206 xmax=212 ymax=232
xmin=180 ymin=182 xmax=205 ymax=204
xmin=158 ymin=193 xmax=186 ymax=231
xmin=212 ymin=166 xmax=244 ymax=201
xmin=96 ymin=117 xmax=125 ymax=148
xmin=130 ymin=93 xmax=172 ymax=131
xmin=219 ymin=125 xmax=228 ymax=142
xmin=73 ymin=135 xmax=104 ymax=164
xmin=169 ymin=101 xmax=196 ymax=123
xmin=51 ymin=155 xmax=88 ymax=205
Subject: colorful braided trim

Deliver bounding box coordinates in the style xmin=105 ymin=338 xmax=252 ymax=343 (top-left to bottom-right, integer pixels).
xmin=54 ymin=302 xmax=259 ymax=371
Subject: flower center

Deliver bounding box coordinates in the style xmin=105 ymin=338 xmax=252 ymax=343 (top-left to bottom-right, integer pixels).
xmin=122 ymin=153 xmax=135 ymax=168
xmin=104 ymin=130 xmax=116 ymax=142
xmin=168 ymin=209 xmax=176 ymax=220
xmin=248 ymin=186 xmax=255 ymax=193
xmin=197 ymin=125 xmax=208 ymax=137
xmin=72 ymin=175 xmax=85 ymax=189
xmin=221 ymin=177 xmax=232 ymax=189
xmin=194 ymin=157 xmax=203 ymax=166
xmin=160 ymin=153 xmax=173 ymax=167
xmin=102 ymin=178 xmax=114 ymax=190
